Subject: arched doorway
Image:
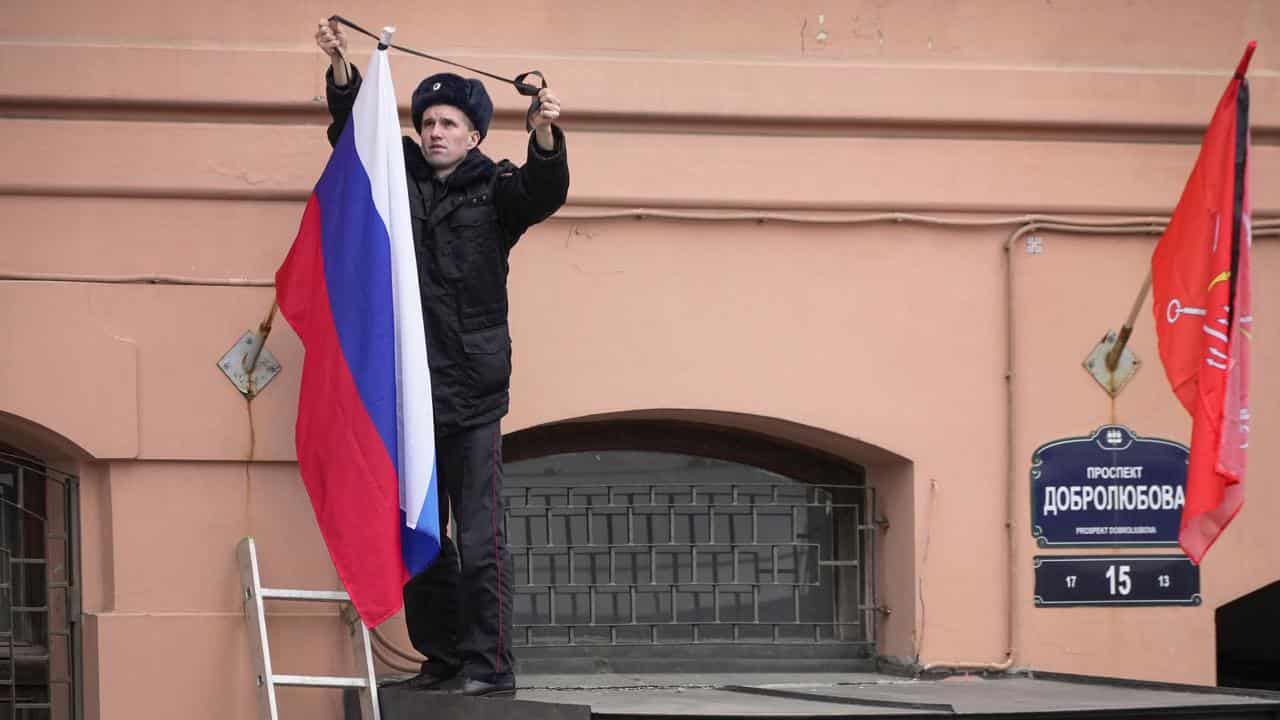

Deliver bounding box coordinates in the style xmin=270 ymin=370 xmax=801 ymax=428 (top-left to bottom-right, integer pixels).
xmin=503 ymin=416 xmax=877 ymax=673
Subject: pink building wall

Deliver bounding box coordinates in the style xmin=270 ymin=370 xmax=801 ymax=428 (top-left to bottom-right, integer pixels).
xmin=1 ymin=2 xmax=1277 ymax=717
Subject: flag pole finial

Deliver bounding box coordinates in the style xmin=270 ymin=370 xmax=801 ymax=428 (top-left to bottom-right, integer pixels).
xmin=378 ymin=26 xmax=396 ymax=49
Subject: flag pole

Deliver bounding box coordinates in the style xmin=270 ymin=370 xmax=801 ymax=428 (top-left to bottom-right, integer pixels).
xmin=1105 ymin=270 xmax=1153 ymax=372
xmin=242 ymin=299 xmax=279 ymax=395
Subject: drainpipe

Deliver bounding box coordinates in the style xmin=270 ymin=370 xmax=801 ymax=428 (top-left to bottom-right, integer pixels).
xmin=922 ymin=220 xmax=1162 ymax=675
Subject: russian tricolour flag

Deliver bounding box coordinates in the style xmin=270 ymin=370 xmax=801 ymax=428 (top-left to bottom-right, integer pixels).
xmin=276 ymin=42 xmax=440 ymax=627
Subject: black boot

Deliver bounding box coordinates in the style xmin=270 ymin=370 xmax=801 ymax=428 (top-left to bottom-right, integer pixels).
xmin=459 ymin=674 xmax=516 ymax=697
xmin=381 ymin=664 xmax=461 ymax=691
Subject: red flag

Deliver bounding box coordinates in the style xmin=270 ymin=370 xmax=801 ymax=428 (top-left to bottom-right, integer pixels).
xmin=1151 ymin=42 xmax=1255 ymax=564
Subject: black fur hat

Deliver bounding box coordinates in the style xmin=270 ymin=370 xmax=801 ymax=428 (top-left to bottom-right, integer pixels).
xmin=410 ymin=73 xmax=493 ymax=141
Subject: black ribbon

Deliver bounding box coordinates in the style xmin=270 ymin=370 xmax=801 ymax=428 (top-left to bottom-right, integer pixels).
xmin=329 ymin=15 xmax=546 ymax=131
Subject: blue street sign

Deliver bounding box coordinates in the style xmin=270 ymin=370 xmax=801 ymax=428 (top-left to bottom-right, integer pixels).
xmin=1034 ymin=555 xmax=1200 ymax=607
xmin=1031 ymin=425 xmax=1187 ymax=547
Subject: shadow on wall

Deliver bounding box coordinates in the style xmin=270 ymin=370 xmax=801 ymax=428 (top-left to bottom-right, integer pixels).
xmin=0 ymin=410 xmax=93 ymax=472
xmin=1217 ymin=579 xmax=1280 ymax=691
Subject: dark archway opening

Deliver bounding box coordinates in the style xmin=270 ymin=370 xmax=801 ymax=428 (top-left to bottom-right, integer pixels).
xmin=1217 ymin=579 xmax=1280 ymax=690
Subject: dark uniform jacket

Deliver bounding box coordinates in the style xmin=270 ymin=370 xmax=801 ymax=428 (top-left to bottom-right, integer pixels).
xmin=326 ymin=66 xmax=569 ymax=432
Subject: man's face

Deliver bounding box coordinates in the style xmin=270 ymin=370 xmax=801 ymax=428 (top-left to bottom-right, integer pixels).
xmin=419 ymin=105 xmax=480 ymax=175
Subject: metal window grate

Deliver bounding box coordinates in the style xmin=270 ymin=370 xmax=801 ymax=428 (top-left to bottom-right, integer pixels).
xmin=0 ymin=450 xmax=81 ymax=720
xmin=505 ymin=452 xmax=874 ymax=652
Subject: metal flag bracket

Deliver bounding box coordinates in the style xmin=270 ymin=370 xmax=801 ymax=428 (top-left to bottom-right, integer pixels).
xmin=1083 ymin=329 xmax=1142 ymax=398
xmin=218 ymin=331 xmax=281 ymax=399
xmin=218 ymin=301 xmax=281 ymax=399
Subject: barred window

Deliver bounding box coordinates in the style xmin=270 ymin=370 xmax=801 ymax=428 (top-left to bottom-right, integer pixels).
xmin=502 ymin=422 xmax=876 ymax=670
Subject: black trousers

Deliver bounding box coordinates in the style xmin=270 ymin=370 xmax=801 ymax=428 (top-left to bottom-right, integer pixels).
xmin=403 ymin=421 xmax=514 ymax=682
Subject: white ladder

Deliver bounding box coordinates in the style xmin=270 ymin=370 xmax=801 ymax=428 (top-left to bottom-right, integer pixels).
xmin=237 ymin=537 xmax=381 ymax=720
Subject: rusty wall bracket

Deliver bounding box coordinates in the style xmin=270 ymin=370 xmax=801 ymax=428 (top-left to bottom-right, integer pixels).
xmin=1082 ymin=330 xmax=1142 ymax=397
xmin=218 ymin=330 xmax=281 ymax=399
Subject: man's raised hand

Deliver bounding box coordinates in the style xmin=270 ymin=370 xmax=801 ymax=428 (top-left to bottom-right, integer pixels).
xmin=315 ymin=19 xmax=347 ymax=59
xmin=315 ymin=19 xmax=350 ymax=86
xmin=532 ymin=88 xmax=561 ymax=151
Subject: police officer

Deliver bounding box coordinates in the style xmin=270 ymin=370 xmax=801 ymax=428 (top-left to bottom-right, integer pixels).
xmin=316 ymin=18 xmax=569 ymax=697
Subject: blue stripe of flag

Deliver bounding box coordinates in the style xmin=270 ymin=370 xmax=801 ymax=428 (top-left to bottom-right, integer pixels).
xmin=315 ymin=121 xmax=400 ymax=472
